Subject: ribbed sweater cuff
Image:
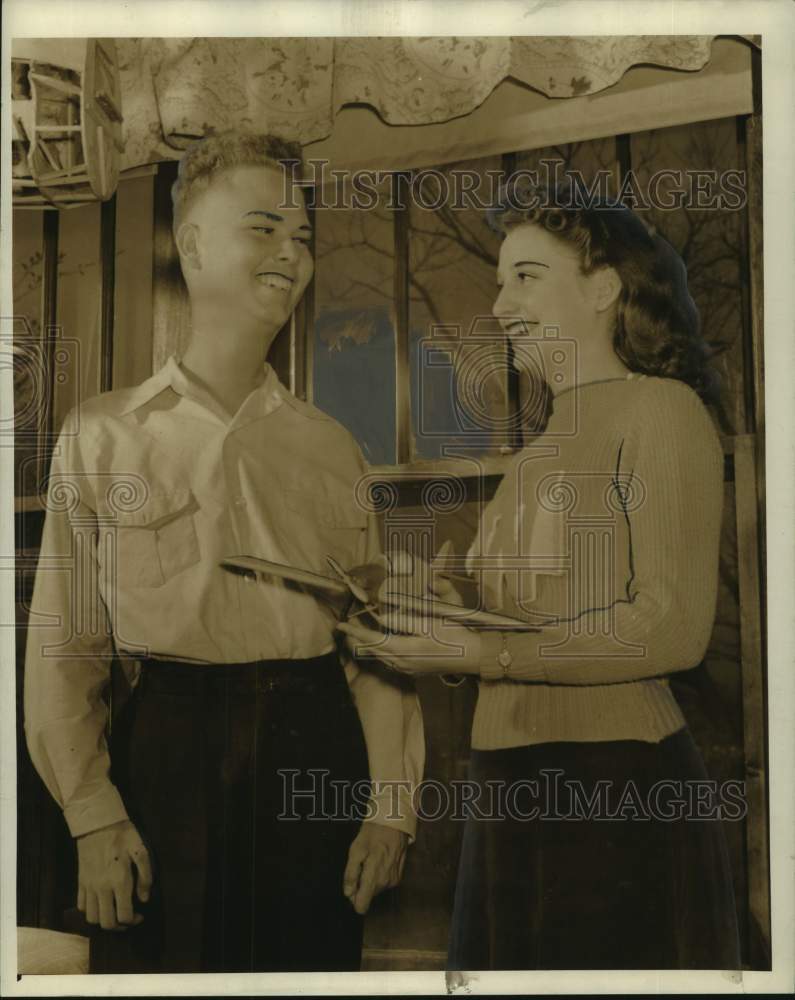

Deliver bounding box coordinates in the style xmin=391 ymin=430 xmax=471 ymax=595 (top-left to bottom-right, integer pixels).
xmin=478 ymin=631 xmax=546 ymax=682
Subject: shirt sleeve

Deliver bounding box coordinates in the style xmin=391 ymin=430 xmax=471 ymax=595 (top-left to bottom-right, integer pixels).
xmin=342 ymin=459 xmax=425 ymax=841
xmin=478 ymin=380 xmax=724 ymax=685
xmin=24 ymin=410 xmax=129 ymax=838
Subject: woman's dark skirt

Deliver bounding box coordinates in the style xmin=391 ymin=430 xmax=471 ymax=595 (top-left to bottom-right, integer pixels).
xmin=448 ymin=728 xmax=741 ymax=970
xmin=89 ymin=651 xmax=370 ymax=973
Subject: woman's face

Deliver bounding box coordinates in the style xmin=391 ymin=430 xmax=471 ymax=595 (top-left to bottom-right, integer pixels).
xmin=492 ymin=223 xmax=607 ymax=372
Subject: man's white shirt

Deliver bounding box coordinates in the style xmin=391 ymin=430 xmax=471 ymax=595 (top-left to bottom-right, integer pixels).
xmin=24 ymin=356 xmax=423 ymax=838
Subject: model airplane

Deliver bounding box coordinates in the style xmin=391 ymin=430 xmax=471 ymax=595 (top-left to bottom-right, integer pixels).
xmin=219 ymin=553 xmax=542 ymax=631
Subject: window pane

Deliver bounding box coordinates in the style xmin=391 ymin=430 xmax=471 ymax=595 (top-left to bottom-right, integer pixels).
xmin=312 ymin=197 xmax=396 ymax=465
xmin=629 ymin=120 xmax=746 ymax=436
xmin=408 ymin=156 xmax=505 ymax=460
xmin=515 ymin=137 xmax=618 ymax=186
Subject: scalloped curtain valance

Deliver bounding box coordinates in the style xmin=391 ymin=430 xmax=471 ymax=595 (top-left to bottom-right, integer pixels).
xmin=103 ymin=35 xmax=754 ymax=170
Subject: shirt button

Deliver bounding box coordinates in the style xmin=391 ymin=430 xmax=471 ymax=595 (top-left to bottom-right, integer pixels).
xmin=233 ymin=495 xmax=247 ymax=508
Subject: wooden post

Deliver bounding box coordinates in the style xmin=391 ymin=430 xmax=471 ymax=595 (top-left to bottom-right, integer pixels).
xmin=393 ymin=173 xmax=412 ymax=465
xmin=38 ymin=209 xmax=59 ymax=490
xmin=735 ymin=45 xmax=769 ymax=967
xmin=744 ymin=49 xmax=766 ymax=607
xmin=734 ymin=433 xmax=770 ymax=966
xmin=293 ymin=199 xmax=315 ymax=401
xmin=614 ymin=132 xmax=632 ymax=185
xmin=99 ymin=193 xmax=117 ymax=392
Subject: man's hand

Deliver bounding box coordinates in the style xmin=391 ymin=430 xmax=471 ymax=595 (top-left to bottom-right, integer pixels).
xmin=343 ymin=824 xmax=408 ymax=915
xmin=76 ymin=819 xmax=153 ymax=931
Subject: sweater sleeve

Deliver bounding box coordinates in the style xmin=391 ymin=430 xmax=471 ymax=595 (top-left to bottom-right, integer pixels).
xmin=479 ymin=379 xmax=724 ymax=684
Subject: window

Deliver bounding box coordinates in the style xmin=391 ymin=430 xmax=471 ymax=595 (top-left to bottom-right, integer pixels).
xmin=304 ymin=125 xmax=751 ymax=466
xmin=312 ymin=187 xmax=397 ymax=465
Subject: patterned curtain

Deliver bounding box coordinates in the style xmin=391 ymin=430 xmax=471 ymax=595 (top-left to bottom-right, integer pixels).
xmin=117 ymin=35 xmax=757 ymax=170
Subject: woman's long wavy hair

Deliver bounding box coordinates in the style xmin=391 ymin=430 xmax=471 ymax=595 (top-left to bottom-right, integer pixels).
xmin=488 ymin=177 xmax=720 ymax=404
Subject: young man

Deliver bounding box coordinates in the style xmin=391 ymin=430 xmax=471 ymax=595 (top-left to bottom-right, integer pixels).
xmin=24 ymin=131 xmax=423 ymax=973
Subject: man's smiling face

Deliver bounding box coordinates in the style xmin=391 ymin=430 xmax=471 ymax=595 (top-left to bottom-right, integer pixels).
xmin=185 ymin=164 xmax=314 ymax=333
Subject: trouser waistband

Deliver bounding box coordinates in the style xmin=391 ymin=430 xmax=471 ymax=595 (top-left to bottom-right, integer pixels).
xmin=137 ymin=650 xmax=343 ymax=696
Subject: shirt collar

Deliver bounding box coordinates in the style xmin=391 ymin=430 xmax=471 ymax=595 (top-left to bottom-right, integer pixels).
xmin=117 ymin=356 xmax=179 ymax=416
xmin=118 ymin=355 xmax=287 ymax=423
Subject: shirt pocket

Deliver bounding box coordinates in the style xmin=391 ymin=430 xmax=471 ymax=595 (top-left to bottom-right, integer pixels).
xmin=111 ymin=488 xmax=201 ymax=588
xmin=282 ymin=488 xmax=368 ymax=568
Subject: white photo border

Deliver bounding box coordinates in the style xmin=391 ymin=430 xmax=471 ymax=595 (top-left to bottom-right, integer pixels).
xmin=1 ymin=0 xmax=793 ymax=995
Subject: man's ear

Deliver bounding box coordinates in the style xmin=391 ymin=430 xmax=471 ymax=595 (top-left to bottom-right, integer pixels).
xmin=592 ymin=267 xmax=622 ymax=313
xmin=175 ymin=222 xmax=201 ymax=270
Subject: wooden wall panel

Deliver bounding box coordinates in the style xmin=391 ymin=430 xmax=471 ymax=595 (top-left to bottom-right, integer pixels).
xmin=113 ymin=174 xmax=155 ymax=388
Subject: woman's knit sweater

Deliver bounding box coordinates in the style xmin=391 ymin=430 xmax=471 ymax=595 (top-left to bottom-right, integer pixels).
xmin=469 ymin=374 xmax=723 ymax=749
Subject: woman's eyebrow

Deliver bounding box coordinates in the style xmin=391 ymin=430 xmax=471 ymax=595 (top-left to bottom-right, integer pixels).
xmin=512 ymin=260 xmax=549 ymax=269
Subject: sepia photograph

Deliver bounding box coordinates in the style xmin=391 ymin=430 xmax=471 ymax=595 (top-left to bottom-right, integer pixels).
xmin=1 ymin=1 xmax=793 ymax=995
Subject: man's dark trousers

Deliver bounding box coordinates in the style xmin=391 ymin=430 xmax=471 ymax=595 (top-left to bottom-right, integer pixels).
xmin=89 ymin=651 xmax=370 ymax=972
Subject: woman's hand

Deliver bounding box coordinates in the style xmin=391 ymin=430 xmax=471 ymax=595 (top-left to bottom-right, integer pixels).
xmin=348 ymin=540 xmax=466 ymax=611
xmin=336 ymin=613 xmax=483 ymax=677
xmin=340 ymin=541 xmax=482 ymax=676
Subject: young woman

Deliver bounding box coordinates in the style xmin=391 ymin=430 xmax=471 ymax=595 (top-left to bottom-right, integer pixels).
xmin=339 ymin=182 xmax=742 ymax=970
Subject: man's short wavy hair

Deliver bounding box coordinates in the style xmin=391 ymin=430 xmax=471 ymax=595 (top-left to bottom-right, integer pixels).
xmin=488 ymin=176 xmax=720 ymax=404
xmin=171 ymin=129 xmax=303 ymax=235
